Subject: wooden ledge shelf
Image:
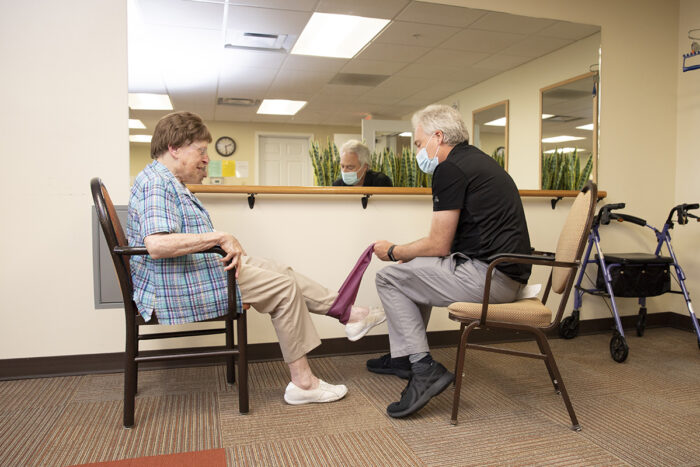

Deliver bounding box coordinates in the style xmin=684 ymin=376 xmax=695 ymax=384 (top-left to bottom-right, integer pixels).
xmin=187 ymin=184 xmax=606 ymax=209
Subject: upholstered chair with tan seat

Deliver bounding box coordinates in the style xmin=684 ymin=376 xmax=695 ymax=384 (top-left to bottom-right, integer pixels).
xmin=447 ymin=181 xmax=597 ymax=431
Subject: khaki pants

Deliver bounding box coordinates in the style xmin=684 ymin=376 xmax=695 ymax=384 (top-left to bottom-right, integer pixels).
xmin=237 ymin=256 xmax=338 ymax=363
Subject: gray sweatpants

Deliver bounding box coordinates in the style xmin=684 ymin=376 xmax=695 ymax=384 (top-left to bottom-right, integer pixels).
xmin=375 ymin=254 xmax=523 ymax=358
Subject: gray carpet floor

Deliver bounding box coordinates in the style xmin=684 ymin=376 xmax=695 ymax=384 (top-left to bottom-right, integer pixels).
xmin=1 ymin=327 xmax=699 ymax=466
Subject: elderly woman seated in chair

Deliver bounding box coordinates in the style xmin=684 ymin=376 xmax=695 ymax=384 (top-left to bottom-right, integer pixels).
xmin=128 ymin=111 xmax=385 ymax=405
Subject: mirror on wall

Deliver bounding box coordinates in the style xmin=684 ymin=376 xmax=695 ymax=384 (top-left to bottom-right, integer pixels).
xmin=472 ymin=100 xmax=509 ymax=171
xmin=540 ymin=72 xmax=598 ymax=190
xmin=128 ymin=0 xmax=601 ymax=188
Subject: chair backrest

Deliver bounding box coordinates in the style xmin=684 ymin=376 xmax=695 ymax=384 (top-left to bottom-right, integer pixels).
xmin=552 ymin=181 xmax=598 ymax=294
xmin=90 ymin=178 xmax=137 ymax=314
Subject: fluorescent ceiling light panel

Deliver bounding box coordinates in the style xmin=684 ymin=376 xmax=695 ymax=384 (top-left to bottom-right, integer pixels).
xmin=542 ymin=114 xmax=554 ymax=119
xmin=257 ymin=99 xmax=307 ymax=115
xmin=128 ymin=119 xmax=146 ymax=129
xmin=291 ymin=12 xmax=390 ymax=58
xmin=484 ymin=117 xmax=507 ymax=126
xmin=399 ymin=132 xmax=412 ymax=137
xmin=576 ymin=123 xmax=594 ymax=130
xmin=129 ymin=135 xmax=152 ymax=143
xmin=128 ymin=93 xmax=173 ymax=110
xmin=542 ymin=135 xmax=585 ymax=143
xmin=544 ymin=147 xmax=584 ymax=154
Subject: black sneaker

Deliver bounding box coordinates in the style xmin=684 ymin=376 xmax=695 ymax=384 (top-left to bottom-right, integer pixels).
xmin=386 ymin=361 xmax=454 ymax=418
xmin=366 ymin=353 xmax=412 ymax=379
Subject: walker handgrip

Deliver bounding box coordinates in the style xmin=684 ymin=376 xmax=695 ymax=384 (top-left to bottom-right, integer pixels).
xmin=685 ymin=203 xmax=699 ymax=210
xmin=613 ymin=213 xmax=647 ymax=226
xmin=597 ymin=203 xmax=626 ymax=225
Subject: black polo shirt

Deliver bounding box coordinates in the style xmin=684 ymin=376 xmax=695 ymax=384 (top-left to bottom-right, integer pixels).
xmin=432 ymin=142 xmax=531 ymax=283
xmin=332 ymin=170 xmax=393 ymax=187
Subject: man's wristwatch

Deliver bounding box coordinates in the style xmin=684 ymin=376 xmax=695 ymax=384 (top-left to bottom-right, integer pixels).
xmin=387 ymin=245 xmax=398 ymax=262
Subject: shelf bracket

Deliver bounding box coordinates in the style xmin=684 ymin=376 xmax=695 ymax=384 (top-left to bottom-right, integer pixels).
xmin=247 ymin=194 xmax=256 ymax=209
xmin=551 ymin=196 xmax=563 ymax=210
xmin=361 ymin=194 xmax=371 ymax=209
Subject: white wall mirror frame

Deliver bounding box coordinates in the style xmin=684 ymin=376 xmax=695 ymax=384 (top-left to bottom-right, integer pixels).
xmin=472 ymin=100 xmax=509 ymax=171
xmin=539 ymin=71 xmax=599 ymax=190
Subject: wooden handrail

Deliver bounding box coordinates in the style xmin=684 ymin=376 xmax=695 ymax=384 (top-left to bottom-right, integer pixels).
xmin=188 ymin=184 xmax=607 ymax=199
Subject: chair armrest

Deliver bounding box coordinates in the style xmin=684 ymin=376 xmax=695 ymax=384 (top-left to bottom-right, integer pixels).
xmin=477 ymin=253 xmax=578 ymax=324
xmin=113 ymin=245 xmax=244 ymax=314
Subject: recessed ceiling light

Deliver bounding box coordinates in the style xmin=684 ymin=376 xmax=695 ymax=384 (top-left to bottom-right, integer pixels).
xmin=291 ymin=12 xmax=390 ymax=58
xmin=484 ymin=117 xmax=507 ymax=126
xmin=399 ymin=132 xmax=412 ymax=137
xmin=542 ymin=114 xmax=554 ymax=119
xmin=576 ymin=123 xmax=594 ymax=130
xmin=129 ymin=119 xmax=146 ymax=129
xmin=542 ymin=135 xmax=585 ymax=143
xmin=129 ymin=135 xmax=152 ymax=143
xmin=257 ymin=99 xmax=307 ymax=115
xmin=128 ymin=93 xmax=173 ymax=110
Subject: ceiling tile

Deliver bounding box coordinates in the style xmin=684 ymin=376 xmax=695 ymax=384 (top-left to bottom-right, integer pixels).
xmin=500 ymin=35 xmax=573 ymax=58
xmin=136 ymin=0 xmax=223 ymax=29
xmin=356 ymin=42 xmax=431 ymax=62
xmin=268 ymin=70 xmax=336 ymax=94
xmin=362 ymin=75 xmax=433 ymax=101
xmin=397 ymin=2 xmax=487 ymax=28
xmin=341 ymin=58 xmax=407 ymax=75
xmin=315 ymin=0 xmax=410 ymax=19
xmin=472 ymin=53 xmax=532 ymax=71
xmin=221 ymin=0 xmax=317 ymax=11
xmin=220 ymin=48 xmax=287 ymax=69
xmin=441 ymin=29 xmax=526 ymax=54
xmin=280 ymin=55 xmax=348 ymax=73
xmin=418 ymin=48 xmax=490 ymax=68
xmin=374 ymin=20 xmax=461 ymax=48
xmin=226 ymin=6 xmax=310 ymax=35
xmin=469 ymin=11 xmax=556 ymax=35
xmin=538 ymin=21 xmax=601 ymax=40
xmin=217 ymin=67 xmax=278 ymax=97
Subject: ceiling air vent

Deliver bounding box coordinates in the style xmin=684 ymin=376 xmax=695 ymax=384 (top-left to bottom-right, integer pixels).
xmin=329 ymin=73 xmax=389 ymax=87
xmin=217 ymin=97 xmax=261 ymax=107
xmin=225 ymin=31 xmax=292 ymax=53
xmin=547 ymin=115 xmax=583 ymax=123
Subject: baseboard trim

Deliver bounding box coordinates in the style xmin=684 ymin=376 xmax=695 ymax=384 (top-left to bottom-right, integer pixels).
xmin=1 ymin=311 xmax=696 ymax=381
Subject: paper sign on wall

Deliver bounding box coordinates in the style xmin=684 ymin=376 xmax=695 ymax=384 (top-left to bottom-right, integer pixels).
xmin=222 ymin=160 xmax=236 ymax=177
xmin=208 ymin=160 xmax=222 ymax=178
xmin=236 ymin=161 xmax=249 ymax=178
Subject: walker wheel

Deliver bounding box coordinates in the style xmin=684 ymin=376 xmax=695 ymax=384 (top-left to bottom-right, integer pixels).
xmin=636 ymin=307 xmax=647 ymax=337
xmin=559 ymin=311 xmax=580 ymax=339
xmin=610 ymin=332 xmax=629 ymax=363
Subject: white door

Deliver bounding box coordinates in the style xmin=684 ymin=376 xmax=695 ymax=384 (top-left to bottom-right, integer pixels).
xmin=259 ymin=136 xmax=312 ymax=186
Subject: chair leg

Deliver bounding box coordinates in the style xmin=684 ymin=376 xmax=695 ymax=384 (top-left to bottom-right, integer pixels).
xmin=451 ymin=321 xmax=478 ymax=425
xmin=237 ymin=312 xmax=249 ymax=414
xmin=453 ymin=322 xmax=466 ymax=386
xmin=226 ymin=318 xmax=235 ymax=385
xmin=534 ymin=334 xmax=560 ymax=393
xmin=534 ymin=331 xmax=581 ymax=431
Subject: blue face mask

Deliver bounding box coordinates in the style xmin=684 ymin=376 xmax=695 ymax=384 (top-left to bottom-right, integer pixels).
xmin=416 ymin=134 xmax=439 ymax=174
xmin=341 ymin=170 xmax=359 ymax=185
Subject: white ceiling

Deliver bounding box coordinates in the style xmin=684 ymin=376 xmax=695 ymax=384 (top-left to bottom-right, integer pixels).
xmin=128 ymin=0 xmax=600 ymax=129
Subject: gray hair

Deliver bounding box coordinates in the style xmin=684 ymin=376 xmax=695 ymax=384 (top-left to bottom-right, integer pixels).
xmin=411 ymin=104 xmax=469 ymax=145
xmin=340 ymin=139 xmax=370 ymax=166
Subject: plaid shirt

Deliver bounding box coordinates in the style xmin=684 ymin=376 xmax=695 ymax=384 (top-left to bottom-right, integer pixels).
xmin=127 ymin=160 xmax=242 ymax=325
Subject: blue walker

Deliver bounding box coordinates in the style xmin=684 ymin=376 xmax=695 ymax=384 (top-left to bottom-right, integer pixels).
xmin=558 ymin=202 xmax=700 ymax=362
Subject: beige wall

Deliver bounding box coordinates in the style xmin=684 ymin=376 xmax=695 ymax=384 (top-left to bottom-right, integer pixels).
xmin=1 ymin=0 xmax=694 ymax=360
xmin=130 ymin=121 xmax=360 ymax=183
xmin=673 ymin=0 xmax=700 ymax=320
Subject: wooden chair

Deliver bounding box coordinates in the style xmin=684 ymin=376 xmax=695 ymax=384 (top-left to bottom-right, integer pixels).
xmin=90 ymin=177 xmax=248 ymax=428
xmin=447 ymin=181 xmax=597 ymax=431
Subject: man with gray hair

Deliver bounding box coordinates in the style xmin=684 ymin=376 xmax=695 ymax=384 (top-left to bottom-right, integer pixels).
xmin=371 ymin=104 xmax=532 ymax=418
xmin=332 ymin=139 xmax=392 ymax=187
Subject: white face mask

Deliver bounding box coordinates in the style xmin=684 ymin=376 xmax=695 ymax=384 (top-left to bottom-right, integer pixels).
xmin=416 ymin=133 xmax=440 ymax=174
xmin=341 ymin=170 xmax=359 ymax=185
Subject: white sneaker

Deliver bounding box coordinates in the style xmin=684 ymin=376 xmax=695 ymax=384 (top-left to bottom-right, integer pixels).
xmin=284 ymin=380 xmax=348 ymax=405
xmin=345 ymin=307 xmax=386 ymax=342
